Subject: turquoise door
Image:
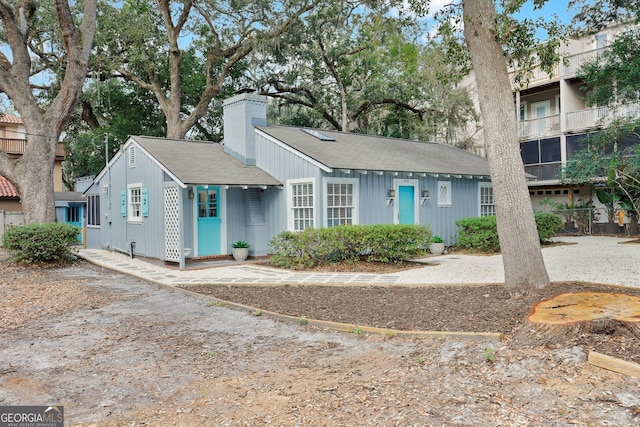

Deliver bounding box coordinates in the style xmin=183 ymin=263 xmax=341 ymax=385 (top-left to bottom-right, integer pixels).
xmin=67 ymin=203 xmax=83 ymax=243
xmin=398 ymin=185 xmax=415 ymax=225
xmin=197 ymin=186 xmax=221 ymax=255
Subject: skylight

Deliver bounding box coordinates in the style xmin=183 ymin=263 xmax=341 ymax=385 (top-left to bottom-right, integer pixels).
xmin=301 ymin=128 xmax=335 ymax=141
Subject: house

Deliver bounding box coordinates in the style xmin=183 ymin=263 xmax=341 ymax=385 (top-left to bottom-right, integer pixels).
xmin=84 ymin=91 xmax=493 ymax=268
xmin=55 ymin=191 xmax=86 ymax=243
xmin=0 ymin=176 xmax=19 ymax=212
xmin=0 ymin=114 xmax=67 ymax=198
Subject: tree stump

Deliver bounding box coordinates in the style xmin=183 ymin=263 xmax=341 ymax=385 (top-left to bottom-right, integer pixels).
xmin=520 ymin=292 xmax=640 ymax=345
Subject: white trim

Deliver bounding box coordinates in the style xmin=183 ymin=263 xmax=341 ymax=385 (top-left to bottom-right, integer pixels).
xmin=393 ymin=179 xmax=419 ymax=225
xmin=531 ymin=100 xmax=551 ymax=118
xmin=478 ymin=182 xmax=495 ymax=216
xmin=192 ymin=185 xmax=227 ymax=257
xmin=519 ymin=100 xmax=528 ymax=121
xmin=256 ymin=128 xmax=333 ymax=173
xmin=130 ymin=137 xmax=187 ymax=188
xmin=286 ymin=177 xmax=317 ymax=231
xmin=127 ymin=183 xmax=143 ymax=223
xmin=437 ymin=181 xmax=452 ymax=207
xmin=90 ymin=136 xmax=187 ymax=191
xmin=323 ymin=177 xmax=359 ymax=227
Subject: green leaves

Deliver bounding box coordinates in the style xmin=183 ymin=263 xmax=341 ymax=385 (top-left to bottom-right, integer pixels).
xmin=579 ymin=27 xmax=640 ymax=107
xmin=268 ymin=224 xmax=432 ymax=269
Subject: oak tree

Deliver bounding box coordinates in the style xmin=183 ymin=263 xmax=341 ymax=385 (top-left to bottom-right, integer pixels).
xmin=0 ymin=0 xmax=97 ymax=223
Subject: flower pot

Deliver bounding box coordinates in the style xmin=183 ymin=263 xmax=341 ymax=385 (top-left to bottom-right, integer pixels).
xmin=601 ymin=222 xmax=619 ymax=235
xmin=232 ymin=247 xmax=249 ymax=261
xmin=429 ymin=242 xmax=445 ymax=255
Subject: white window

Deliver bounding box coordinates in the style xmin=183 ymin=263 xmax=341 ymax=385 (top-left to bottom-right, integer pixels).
xmin=288 ymin=178 xmax=316 ymax=231
xmin=479 ymin=183 xmax=496 ymax=216
xmin=325 ymin=178 xmax=358 ymax=227
xmin=128 ymin=184 xmax=142 ymax=222
xmin=437 ymin=181 xmax=452 ymax=207
xmin=87 ymin=195 xmax=101 ymax=227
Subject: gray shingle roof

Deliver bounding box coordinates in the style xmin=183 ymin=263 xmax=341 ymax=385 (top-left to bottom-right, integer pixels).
xmin=132 ymin=136 xmax=281 ymax=186
xmin=256 ymin=126 xmax=490 ymax=176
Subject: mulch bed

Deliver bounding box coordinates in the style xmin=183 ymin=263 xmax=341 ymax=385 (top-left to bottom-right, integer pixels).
xmin=184 ymin=274 xmax=640 ymax=364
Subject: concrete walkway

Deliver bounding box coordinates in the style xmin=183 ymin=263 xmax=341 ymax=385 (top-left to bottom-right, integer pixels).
xmin=76 ymin=236 xmax=640 ymax=288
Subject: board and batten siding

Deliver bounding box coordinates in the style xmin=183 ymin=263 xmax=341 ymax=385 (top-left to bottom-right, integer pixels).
xmin=255 ymin=132 xmax=489 ymax=245
xmin=256 ymin=132 xmax=324 ymax=235
xmin=86 ymin=142 xmax=177 ymax=260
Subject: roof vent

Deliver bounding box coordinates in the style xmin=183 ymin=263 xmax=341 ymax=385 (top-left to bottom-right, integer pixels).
xmin=301 ymin=128 xmax=335 ymax=141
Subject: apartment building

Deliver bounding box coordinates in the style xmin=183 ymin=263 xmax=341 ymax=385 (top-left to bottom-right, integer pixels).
xmin=512 ymin=23 xmax=638 ymax=209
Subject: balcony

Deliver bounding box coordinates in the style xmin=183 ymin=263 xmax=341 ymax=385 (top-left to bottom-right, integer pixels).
xmin=0 ymin=138 xmax=66 ymax=159
xmin=524 ymin=162 xmax=561 ymax=182
xmin=519 ymin=114 xmax=561 ymax=139
xmin=509 ymin=62 xmax=560 ymax=87
xmin=565 ymin=103 xmax=640 ymax=133
xmin=561 ymin=47 xmax=606 ymax=78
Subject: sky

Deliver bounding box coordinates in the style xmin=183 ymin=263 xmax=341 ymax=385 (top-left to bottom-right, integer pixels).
xmin=421 ymin=0 xmax=580 ymax=41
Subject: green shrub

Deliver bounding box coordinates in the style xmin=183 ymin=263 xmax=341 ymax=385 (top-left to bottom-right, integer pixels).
xmin=456 ymin=213 xmax=564 ymax=253
xmin=268 ymin=224 xmax=432 ymax=269
xmin=456 ymin=216 xmax=500 ymax=253
xmin=535 ymin=212 xmax=564 ymax=242
xmin=2 ymin=222 xmax=79 ymax=265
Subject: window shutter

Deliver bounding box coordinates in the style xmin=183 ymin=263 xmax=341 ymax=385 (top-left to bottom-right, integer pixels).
xmin=142 ymin=188 xmax=149 ymax=217
xmin=121 ymin=190 xmax=127 ymax=217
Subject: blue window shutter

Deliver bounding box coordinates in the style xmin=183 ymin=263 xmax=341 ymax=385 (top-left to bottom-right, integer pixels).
xmin=121 ymin=190 xmax=126 ymax=217
xmin=142 ymin=188 xmax=149 ymax=217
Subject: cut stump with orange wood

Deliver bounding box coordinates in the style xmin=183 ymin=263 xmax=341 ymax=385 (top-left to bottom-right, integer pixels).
xmin=522 ymin=292 xmax=640 ymax=345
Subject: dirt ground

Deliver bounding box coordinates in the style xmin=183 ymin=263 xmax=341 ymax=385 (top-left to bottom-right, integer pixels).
xmin=2 ymin=257 xmax=640 ymax=426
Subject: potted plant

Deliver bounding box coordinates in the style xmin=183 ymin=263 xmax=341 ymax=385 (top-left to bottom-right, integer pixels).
xmin=595 ymin=188 xmax=623 ymax=234
xmin=429 ymin=235 xmax=445 ymax=255
xmin=231 ymin=240 xmax=250 ymax=261
xmin=552 ymin=201 xmax=576 ymax=231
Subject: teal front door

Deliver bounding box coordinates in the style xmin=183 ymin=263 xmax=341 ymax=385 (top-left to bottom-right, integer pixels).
xmin=67 ymin=203 xmax=83 ymax=243
xmin=197 ymin=186 xmax=221 ymax=256
xmin=398 ymin=185 xmax=415 ymax=225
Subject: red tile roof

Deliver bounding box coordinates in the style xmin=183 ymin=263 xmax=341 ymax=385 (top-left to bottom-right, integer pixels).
xmin=0 ymin=114 xmax=22 ymax=124
xmin=0 ymin=176 xmax=18 ymax=198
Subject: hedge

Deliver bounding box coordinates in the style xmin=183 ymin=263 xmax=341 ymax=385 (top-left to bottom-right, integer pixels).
xmin=268 ymin=224 xmax=432 ymax=269
xmin=456 ymin=212 xmax=563 ymax=253
xmin=3 ymin=222 xmax=79 ymax=265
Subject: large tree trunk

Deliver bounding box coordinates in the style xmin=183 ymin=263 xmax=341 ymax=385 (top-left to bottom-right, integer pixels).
xmin=0 ymin=0 xmax=97 ymax=224
xmin=12 ymin=131 xmax=57 ymax=224
xmin=462 ymin=0 xmax=550 ymax=293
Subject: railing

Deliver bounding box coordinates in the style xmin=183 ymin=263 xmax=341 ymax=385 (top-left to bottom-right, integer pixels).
xmin=561 ymin=47 xmax=607 ymax=77
xmin=524 ymin=162 xmax=561 ymax=181
xmin=0 ymin=138 xmax=65 ymax=158
xmin=565 ymin=106 xmax=610 ymax=132
xmin=565 ymin=103 xmax=640 ymax=132
xmin=519 ymin=114 xmax=561 ymax=139
xmin=509 ymin=63 xmax=560 ymax=87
